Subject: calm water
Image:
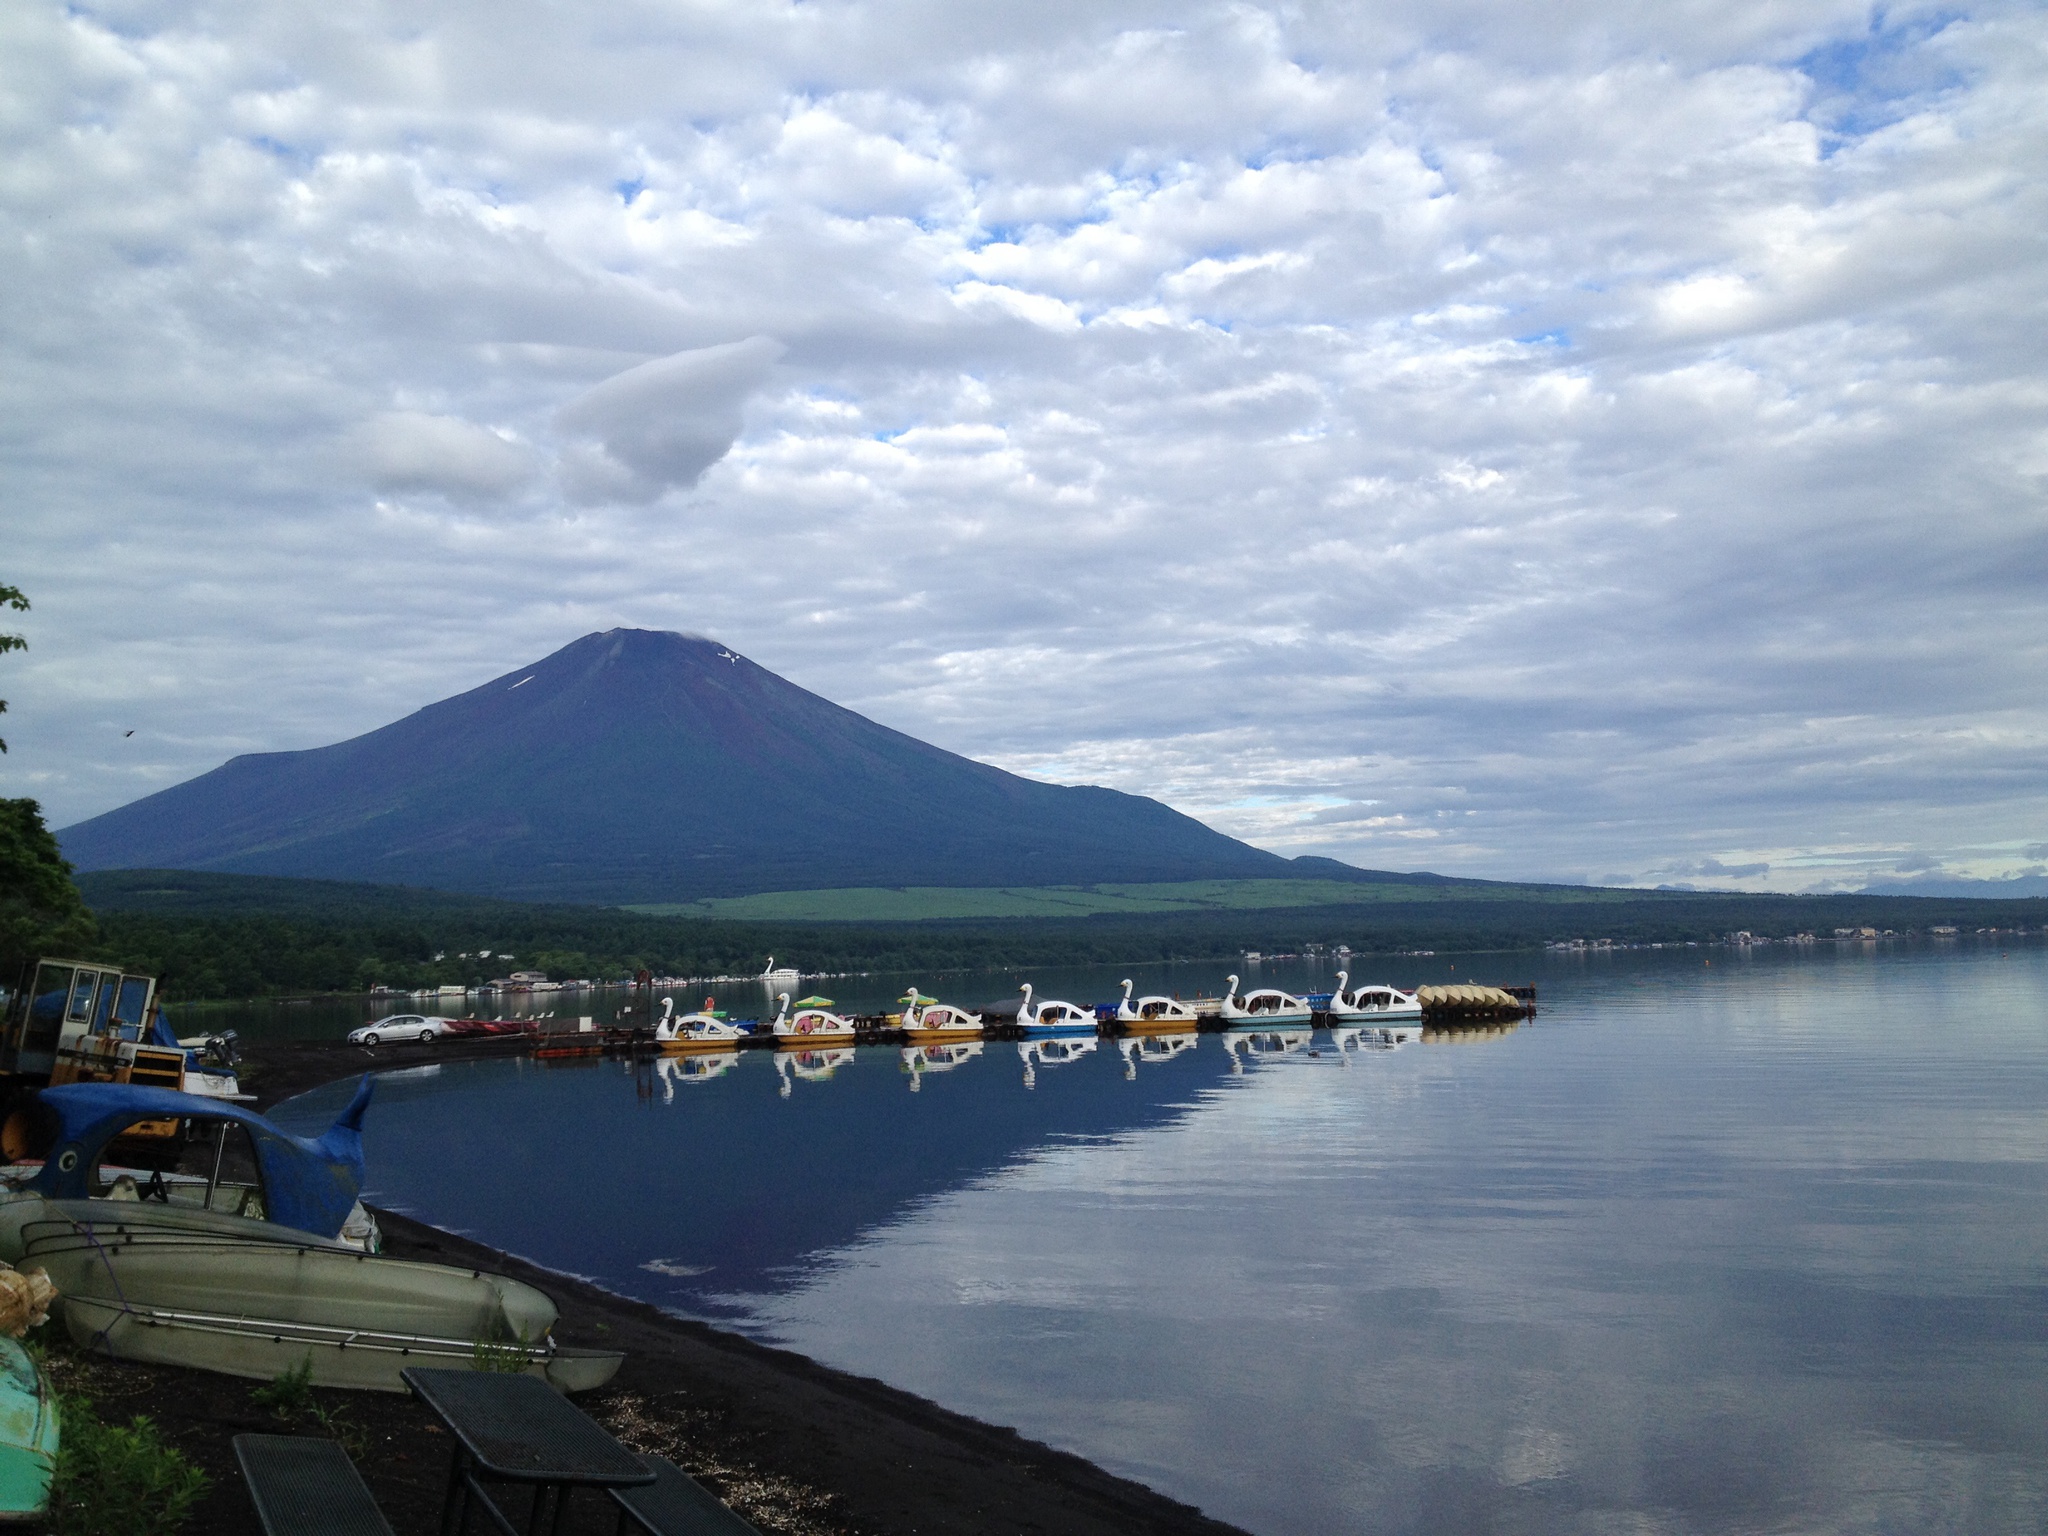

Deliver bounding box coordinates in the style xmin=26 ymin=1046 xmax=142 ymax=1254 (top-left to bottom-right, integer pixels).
xmin=275 ymin=944 xmax=2048 ymax=1534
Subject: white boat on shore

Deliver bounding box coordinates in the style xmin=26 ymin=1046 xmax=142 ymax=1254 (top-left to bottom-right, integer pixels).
xmin=1113 ymin=980 xmax=1199 ymax=1030
xmin=1219 ymin=974 xmax=1313 ymax=1025
xmin=1326 ymin=972 xmax=1423 ymax=1022
xmin=1016 ymin=983 xmax=1095 ymax=1036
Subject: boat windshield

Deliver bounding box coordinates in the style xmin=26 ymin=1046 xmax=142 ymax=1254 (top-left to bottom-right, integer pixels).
xmin=89 ymin=1117 xmax=267 ymax=1219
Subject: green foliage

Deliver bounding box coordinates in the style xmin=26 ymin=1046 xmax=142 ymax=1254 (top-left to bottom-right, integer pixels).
xmin=47 ymin=1393 xmax=209 ymax=1536
xmin=72 ymin=867 xmax=2048 ymax=1004
xmin=249 ymin=1355 xmax=365 ymax=1454
xmin=0 ymin=799 xmax=97 ymax=977
xmin=0 ymin=581 xmax=26 ymax=755
xmin=472 ymin=1324 xmax=536 ymax=1374
xmin=250 ymin=1355 xmax=315 ymax=1421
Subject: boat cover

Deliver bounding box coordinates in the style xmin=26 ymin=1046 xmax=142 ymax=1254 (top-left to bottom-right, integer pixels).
xmin=27 ymin=1078 xmax=373 ymax=1241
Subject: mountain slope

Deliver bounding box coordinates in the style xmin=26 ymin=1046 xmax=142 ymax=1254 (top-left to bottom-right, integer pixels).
xmin=59 ymin=629 xmax=1298 ymax=903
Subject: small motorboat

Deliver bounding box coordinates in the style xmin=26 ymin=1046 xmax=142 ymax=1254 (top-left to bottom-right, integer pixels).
xmin=1015 ymin=983 xmax=1095 ymax=1036
xmin=898 ymin=992 xmax=983 ymax=1042
xmin=774 ymin=1047 xmax=855 ymax=1096
xmin=771 ymin=993 xmax=857 ymax=1045
xmin=1219 ymin=1027 xmax=1313 ymax=1073
xmin=1112 ymin=979 xmax=1199 ymax=1030
xmin=653 ymin=997 xmax=752 ymax=1052
xmin=1326 ymin=972 xmax=1423 ymax=1022
xmin=1117 ymin=1032 xmax=1199 ymax=1078
xmin=901 ymin=1041 xmax=981 ymax=1089
xmin=1018 ymin=1036 xmax=1097 ymax=1087
xmin=1219 ymin=974 xmax=1313 ymax=1025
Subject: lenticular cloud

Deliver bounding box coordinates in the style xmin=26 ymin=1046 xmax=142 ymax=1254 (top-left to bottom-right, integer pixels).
xmin=555 ymin=339 xmax=784 ymax=505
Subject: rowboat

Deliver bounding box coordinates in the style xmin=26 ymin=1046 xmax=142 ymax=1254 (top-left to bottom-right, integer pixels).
xmin=28 ymin=1224 xmax=618 ymax=1392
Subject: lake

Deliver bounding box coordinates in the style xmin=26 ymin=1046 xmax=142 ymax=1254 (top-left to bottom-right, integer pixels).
xmin=272 ymin=941 xmax=2048 ymax=1534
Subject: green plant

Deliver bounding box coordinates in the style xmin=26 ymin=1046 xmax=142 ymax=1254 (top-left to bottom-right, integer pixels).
xmin=48 ymin=1392 xmax=209 ymax=1536
xmin=472 ymin=1324 xmax=536 ymax=1374
xmin=250 ymin=1355 xmax=314 ymax=1422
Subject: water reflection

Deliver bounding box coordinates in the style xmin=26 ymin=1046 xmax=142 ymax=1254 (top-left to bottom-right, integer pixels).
xmin=651 ymin=1051 xmax=738 ymax=1100
xmin=271 ymin=945 xmax=2048 ymax=1536
xmin=1017 ymin=1035 xmax=1098 ymax=1087
xmin=774 ymin=1047 xmax=855 ymax=1097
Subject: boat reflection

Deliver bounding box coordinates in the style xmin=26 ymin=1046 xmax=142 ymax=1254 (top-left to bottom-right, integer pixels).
xmin=653 ymin=1051 xmax=739 ymax=1101
xmin=1327 ymin=1022 xmax=1420 ymax=1058
xmin=1117 ymin=1032 xmax=1200 ymax=1079
xmin=774 ymin=1046 xmax=856 ymax=1097
xmin=1218 ymin=1027 xmax=1313 ymax=1073
xmin=1018 ymin=1036 xmax=1098 ymax=1088
xmin=901 ymin=1041 xmax=982 ymax=1091
xmin=1421 ymin=1020 xmax=1523 ymax=1046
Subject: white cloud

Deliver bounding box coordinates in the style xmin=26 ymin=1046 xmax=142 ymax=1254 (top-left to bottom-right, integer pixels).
xmin=1 ymin=0 xmax=2044 ymax=893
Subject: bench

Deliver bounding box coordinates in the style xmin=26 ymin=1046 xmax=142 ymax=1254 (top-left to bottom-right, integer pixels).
xmin=610 ymin=1455 xmax=761 ymax=1535
xmin=233 ymin=1435 xmax=395 ymax=1536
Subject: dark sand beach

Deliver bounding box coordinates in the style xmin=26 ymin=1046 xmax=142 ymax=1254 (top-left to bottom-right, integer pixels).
xmin=45 ymin=1038 xmax=1247 ymax=1535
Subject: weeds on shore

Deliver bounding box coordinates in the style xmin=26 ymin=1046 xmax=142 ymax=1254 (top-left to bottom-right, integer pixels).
xmin=251 ymin=1356 xmax=367 ymax=1455
xmin=47 ymin=1391 xmax=208 ymax=1536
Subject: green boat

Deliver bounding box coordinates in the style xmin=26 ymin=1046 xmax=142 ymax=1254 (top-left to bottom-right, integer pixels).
xmin=0 ymin=1335 xmax=57 ymax=1520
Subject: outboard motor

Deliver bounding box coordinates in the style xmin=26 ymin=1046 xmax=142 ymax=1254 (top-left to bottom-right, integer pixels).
xmin=201 ymin=1031 xmax=240 ymax=1070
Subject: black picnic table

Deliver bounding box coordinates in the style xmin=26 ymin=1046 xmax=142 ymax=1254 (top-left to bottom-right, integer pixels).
xmin=402 ymin=1367 xmax=655 ymax=1536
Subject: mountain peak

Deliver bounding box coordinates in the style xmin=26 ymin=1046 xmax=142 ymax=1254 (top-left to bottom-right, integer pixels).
xmin=61 ymin=633 xmax=1291 ymax=904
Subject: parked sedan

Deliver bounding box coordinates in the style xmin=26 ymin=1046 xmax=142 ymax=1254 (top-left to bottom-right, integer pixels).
xmin=347 ymin=1015 xmax=450 ymax=1047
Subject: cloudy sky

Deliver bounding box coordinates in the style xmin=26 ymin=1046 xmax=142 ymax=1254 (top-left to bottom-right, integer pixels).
xmin=3 ymin=0 xmax=2044 ymax=893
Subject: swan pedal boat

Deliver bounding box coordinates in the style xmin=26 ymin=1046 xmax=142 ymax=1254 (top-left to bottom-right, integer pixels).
xmin=1112 ymin=980 xmax=1200 ymax=1032
xmin=1219 ymin=974 xmax=1314 ymax=1025
xmin=768 ymin=993 xmax=858 ymax=1045
xmin=1326 ymin=972 xmax=1423 ymax=1022
xmin=1016 ymin=984 xmax=1096 ymax=1036
xmin=654 ymin=997 xmax=754 ymax=1053
xmin=897 ymin=994 xmax=984 ymax=1043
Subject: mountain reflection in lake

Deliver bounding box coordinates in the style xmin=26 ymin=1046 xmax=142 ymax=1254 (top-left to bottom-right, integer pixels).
xmin=275 ymin=945 xmax=2048 ymax=1535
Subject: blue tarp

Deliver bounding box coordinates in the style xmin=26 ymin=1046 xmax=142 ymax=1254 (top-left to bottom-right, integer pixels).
xmin=29 ymin=1079 xmax=374 ymax=1240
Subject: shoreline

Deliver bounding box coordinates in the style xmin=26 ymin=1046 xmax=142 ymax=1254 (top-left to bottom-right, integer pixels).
xmin=229 ymin=1038 xmax=1249 ymax=1536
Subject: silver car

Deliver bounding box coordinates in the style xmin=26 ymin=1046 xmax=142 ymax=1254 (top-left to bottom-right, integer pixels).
xmin=347 ymin=1014 xmax=449 ymax=1047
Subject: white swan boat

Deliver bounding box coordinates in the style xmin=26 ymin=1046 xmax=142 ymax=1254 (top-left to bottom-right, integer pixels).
xmin=1326 ymin=972 xmax=1423 ymax=1022
xmin=898 ymin=992 xmax=983 ymax=1042
xmin=1018 ymin=1036 xmax=1097 ymax=1086
xmin=901 ymin=1040 xmax=981 ymax=1089
xmin=1219 ymin=1026 xmax=1313 ymax=1072
xmin=1219 ymin=974 xmax=1313 ymax=1025
xmin=653 ymin=997 xmax=752 ymax=1053
xmin=1112 ymin=980 xmax=1199 ymax=1030
xmin=759 ymin=956 xmax=800 ymax=984
xmin=775 ymin=1046 xmax=855 ymax=1096
xmin=770 ymin=993 xmax=858 ymax=1045
xmin=1117 ymin=1032 xmax=1200 ymax=1077
xmin=1016 ymin=983 xmax=1095 ymax=1036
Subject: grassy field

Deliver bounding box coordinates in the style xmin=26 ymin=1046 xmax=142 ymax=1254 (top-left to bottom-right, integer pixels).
xmin=624 ymin=877 xmax=1646 ymax=922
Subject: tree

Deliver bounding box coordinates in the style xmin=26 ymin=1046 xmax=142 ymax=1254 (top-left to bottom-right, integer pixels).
xmin=0 ymin=799 xmax=97 ymax=977
xmin=0 ymin=583 xmax=24 ymax=755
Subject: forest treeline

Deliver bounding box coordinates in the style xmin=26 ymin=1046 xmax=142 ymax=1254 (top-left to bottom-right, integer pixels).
xmin=69 ymin=869 xmax=2046 ymax=1003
